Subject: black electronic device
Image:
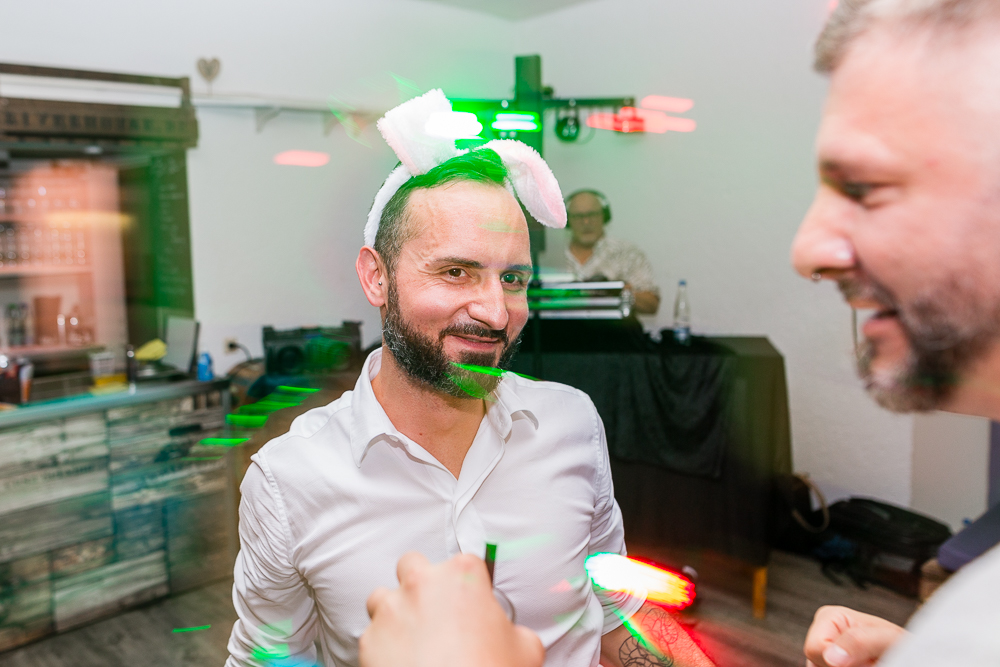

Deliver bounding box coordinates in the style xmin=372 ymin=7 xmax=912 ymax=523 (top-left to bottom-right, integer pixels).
xmin=528 ymin=280 xmax=633 ymax=319
xmin=555 ymin=109 xmax=580 ymax=142
xmin=263 ymin=321 xmax=362 ymax=376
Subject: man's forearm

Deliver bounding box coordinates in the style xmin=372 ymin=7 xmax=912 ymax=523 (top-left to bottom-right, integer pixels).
xmin=600 ymin=604 xmax=714 ymax=667
xmin=633 ymin=290 xmax=660 ymax=315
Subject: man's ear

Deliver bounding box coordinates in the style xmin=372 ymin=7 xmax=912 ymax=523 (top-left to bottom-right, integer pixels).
xmin=356 ymin=247 xmax=388 ymax=307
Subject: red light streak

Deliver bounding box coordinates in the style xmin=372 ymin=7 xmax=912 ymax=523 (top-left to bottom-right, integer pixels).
xmin=586 ymin=97 xmax=696 ymax=135
xmin=640 ymin=95 xmax=694 ymax=114
xmin=273 ymin=150 xmax=330 ymax=167
xmin=585 ymin=553 xmax=696 ymax=611
xmin=586 ymin=110 xmax=645 ymax=133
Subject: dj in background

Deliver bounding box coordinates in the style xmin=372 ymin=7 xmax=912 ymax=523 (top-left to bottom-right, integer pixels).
xmin=564 ymin=189 xmax=660 ymax=314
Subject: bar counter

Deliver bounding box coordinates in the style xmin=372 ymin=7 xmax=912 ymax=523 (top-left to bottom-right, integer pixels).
xmin=0 ymin=378 xmax=234 ymax=653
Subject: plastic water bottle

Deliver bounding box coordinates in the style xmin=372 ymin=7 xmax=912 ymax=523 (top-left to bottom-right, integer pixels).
xmin=673 ymin=280 xmax=691 ymax=345
xmin=197 ymin=352 xmax=214 ymax=381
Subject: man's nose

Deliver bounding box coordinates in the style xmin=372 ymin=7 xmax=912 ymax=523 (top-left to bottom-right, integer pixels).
xmin=466 ymin=279 xmax=510 ymax=332
xmin=790 ymin=190 xmax=856 ymax=279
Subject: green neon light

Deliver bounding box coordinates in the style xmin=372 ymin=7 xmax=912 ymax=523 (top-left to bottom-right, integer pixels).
xmin=276 ymin=386 xmax=320 ymax=394
xmin=445 ymin=373 xmax=491 ymax=400
xmin=199 ymin=437 xmax=249 ymax=447
xmin=226 ymin=414 xmax=268 ymax=428
xmin=451 ymin=362 xmax=505 ymax=378
xmin=450 ymin=362 xmax=537 ymax=382
xmin=252 ymin=643 xmax=291 ymax=661
xmin=491 ymin=111 xmax=540 ymax=132
xmin=239 ymin=400 xmax=298 ymax=413
xmin=172 ymin=625 xmax=211 ymax=633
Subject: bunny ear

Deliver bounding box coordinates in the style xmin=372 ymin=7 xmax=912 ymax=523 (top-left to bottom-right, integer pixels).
xmin=376 ymin=89 xmax=460 ymax=175
xmin=483 ymin=139 xmax=567 ymax=229
xmin=365 ymin=164 xmax=412 ymax=247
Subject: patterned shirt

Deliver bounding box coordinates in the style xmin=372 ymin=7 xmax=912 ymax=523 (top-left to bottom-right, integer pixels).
xmin=565 ymin=235 xmax=659 ymax=294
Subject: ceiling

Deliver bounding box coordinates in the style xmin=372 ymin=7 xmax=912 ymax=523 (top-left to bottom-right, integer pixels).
xmin=417 ymin=0 xmax=596 ymax=21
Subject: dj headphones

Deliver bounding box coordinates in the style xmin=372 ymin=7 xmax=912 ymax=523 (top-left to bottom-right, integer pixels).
xmin=566 ymin=189 xmax=612 ymax=224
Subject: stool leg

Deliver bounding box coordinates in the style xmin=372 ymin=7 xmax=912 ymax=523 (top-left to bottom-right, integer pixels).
xmin=752 ymin=566 xmax=768 ymax=619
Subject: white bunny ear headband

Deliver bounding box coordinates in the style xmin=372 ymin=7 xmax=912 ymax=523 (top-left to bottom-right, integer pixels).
xmin=364 ymin=88 xmax=567 ymax=247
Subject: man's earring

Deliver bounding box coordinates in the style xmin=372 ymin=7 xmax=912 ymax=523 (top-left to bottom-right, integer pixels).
xmin=378 ymin=281 xmax=382 ymax=286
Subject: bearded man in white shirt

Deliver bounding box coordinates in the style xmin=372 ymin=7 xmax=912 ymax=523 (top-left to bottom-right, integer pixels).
xmin=226 ymin=93 xmax=713 ymax=667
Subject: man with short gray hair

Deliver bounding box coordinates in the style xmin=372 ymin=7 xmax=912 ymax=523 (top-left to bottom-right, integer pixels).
xmin=792 ymin=0 xmax=1000 ymax=665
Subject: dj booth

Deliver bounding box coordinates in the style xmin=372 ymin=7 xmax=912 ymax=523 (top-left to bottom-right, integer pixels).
xmin=509 ymin=317 xmax=792 ymax=616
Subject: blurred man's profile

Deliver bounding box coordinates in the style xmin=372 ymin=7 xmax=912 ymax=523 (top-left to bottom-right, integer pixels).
xmin=791 ymin=0 xmax=1000 ymax=665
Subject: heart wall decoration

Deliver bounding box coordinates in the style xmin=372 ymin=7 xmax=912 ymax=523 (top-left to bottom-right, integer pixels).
xmin=197 ymin=57 xmax=221 ymax=94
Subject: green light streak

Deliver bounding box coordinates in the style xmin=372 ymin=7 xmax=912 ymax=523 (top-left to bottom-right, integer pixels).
xmin=445 ymin=373 xmax=491 ymax=400
xmin=451 ymin=362 xmax=537 ymax=382
xmin=180 ymin=456 xmax=223 ymax=462
xmin=451 ymin=362 xmax=504 ymax=377
xmin=587 ymin=555 xmax=674 ymax=663
xmin=276 ymin=386 xmax=320 ymax=394
xmin=172 ymin=625 xmax=211 ymax=633
xmin=226 ymin=414 xmax=268 ymax=428
xmin=199 ymin=437 xmax=249 ymax=447
xmin=251 ymin=643 xmax=291 ymax=661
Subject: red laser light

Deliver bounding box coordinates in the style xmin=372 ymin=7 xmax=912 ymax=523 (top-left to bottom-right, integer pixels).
xmin=640 ymin=95 xmax=694 ymax=114
xmin=586 ymin=109 xmax=645 ymax=133
xmin=586 ymin=101 xmax=696 ymax=135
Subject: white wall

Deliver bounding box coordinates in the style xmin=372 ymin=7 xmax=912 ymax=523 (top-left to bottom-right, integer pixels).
xmin=518 ymin=0 xmax=915 ymax=506
xmin=912 ymin=412 xmax=990 ymax=531
xmin=5 ymin=0 xmax=974 ymax=514
xmin=2 ymin=0 xmax=515 ymax=365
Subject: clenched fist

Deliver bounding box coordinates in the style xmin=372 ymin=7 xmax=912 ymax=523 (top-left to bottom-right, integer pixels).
xmin=804 ymin=605 xmax=907 ymax=667
xmin=360 ymin=552 xmax=544 ymax=667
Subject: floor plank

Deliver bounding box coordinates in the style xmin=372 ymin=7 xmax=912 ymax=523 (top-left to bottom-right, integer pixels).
xmin=0 ymin=577 xmax=236 ymax=667
xmin=673 ymin=549 xmax=919 ymax=667
xmin=0 ymin=550 xmax=919 ymax=666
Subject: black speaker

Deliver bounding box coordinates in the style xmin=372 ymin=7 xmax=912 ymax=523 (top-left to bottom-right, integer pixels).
xmin=555 ymin=110 xmax=580 ymax=142
xmin=263 ymin=321 xmax=362 ymax=375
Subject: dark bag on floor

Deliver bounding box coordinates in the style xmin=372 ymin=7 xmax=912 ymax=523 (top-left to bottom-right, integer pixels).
xmin=828 ymin=498 xmax=951 ymax=597
xmin=769 ymin=473 xmax=830 ymax=554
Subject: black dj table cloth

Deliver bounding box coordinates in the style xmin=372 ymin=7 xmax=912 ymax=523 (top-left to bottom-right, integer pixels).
xmin=510 ymin=318 xmax=792 ymax=566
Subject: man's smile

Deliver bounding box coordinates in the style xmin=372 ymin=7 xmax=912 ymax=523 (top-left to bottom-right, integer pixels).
xmin=447 ymin=333 xmax=504 ymax=352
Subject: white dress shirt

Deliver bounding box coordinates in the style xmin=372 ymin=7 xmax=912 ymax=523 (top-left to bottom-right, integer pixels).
xmin=226 ymin=348 xmax=643 ymax=667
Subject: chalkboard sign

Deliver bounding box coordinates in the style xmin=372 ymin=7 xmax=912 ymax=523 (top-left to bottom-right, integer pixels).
xmin=148 ymin=153 xmax=194 ymax=315
xmin=120 ymin=152 xmax=195 ymax=345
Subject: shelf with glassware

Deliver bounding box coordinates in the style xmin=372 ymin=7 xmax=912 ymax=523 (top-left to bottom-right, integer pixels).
xmin=0 ymin=162 xmax=130 ymax=401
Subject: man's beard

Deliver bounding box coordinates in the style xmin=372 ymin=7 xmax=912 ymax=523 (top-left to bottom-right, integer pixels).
xmin=840 ymin=271 xmax=1000 ymax=413
xmin=381 ymin=281 xmax=522 ymax=399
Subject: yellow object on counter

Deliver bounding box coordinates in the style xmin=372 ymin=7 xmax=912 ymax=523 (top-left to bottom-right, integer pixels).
xmin=135 ymin=339 xmax=167 ymax=362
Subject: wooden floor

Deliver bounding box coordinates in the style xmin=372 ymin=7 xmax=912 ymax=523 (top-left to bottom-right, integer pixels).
xmin=0 ymin=550 xmax=918 ymax=667
xmin=676 ymin=550 xmax=918 ymax=667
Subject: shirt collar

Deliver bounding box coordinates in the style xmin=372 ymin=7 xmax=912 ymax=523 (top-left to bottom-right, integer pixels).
xmin=349 ymin=348 xmax=539 ymax=467
xmin=349 ymin=348 xmax=402 ymax=466
xmin=489 ymin=374 xmax=540 ymax=438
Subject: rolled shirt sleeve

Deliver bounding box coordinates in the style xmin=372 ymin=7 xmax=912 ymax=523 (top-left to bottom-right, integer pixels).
xmin=587 ymin=411 xmax=646 ymax=633
xmin=621 ymin=246 xmax=659 ymax=295
xmin=226 ymin=460 xmax=319 ymax=667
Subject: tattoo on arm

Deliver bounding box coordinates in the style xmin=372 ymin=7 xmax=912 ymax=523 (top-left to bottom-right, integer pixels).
xmin=619 ymin=607 xmax=678 ymax=667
